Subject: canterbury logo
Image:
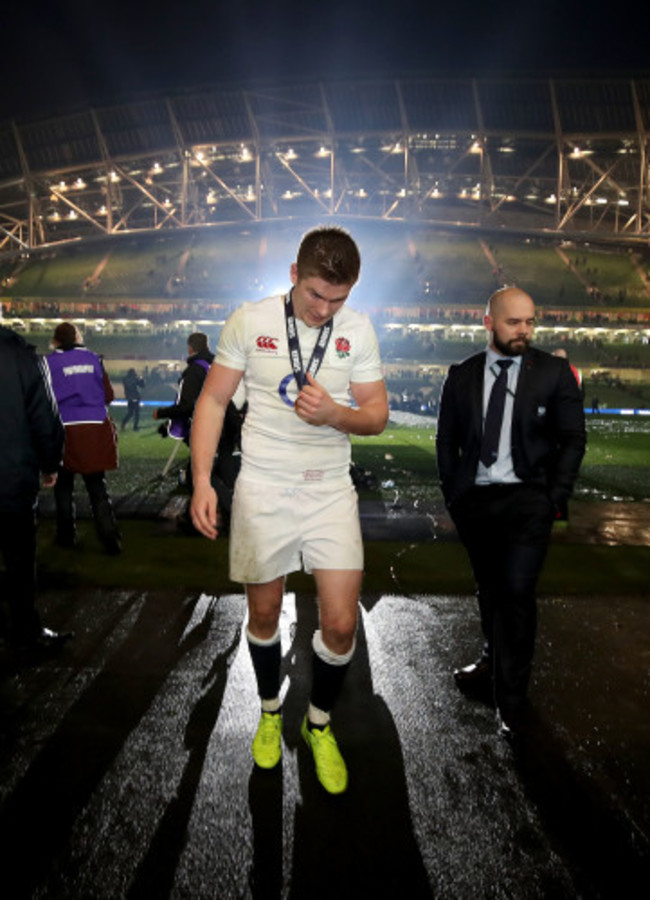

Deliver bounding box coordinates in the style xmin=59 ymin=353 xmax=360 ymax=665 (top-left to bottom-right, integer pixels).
xmin=256 ymin=335 xmax=279 ymax=351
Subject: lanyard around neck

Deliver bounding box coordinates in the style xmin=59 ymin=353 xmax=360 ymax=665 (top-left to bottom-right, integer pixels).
xmin=284 ymin=291 xmax=333 ymax=389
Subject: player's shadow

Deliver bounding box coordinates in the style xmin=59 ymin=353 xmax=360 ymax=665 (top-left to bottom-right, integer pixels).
xmin=247 ymin=592 xmax=432 ymax=899
xmin=128 ymin=613 xmax=242 ymax=899
xmin=248 ymin=761 xmax=284 ymax=899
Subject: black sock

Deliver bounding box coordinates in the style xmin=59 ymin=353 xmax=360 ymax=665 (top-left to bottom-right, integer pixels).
xmin=310 ymin=650 xmax=351 ymax=715
xmin=248 ymin=634 xmax=281 ymax=701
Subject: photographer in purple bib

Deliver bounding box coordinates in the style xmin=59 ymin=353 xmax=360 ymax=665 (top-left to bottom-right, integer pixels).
xmin=45 ymin=323 xmax=121 ymax=556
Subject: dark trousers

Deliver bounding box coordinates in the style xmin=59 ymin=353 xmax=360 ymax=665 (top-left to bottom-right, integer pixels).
xmin=176 ymin=452 xmax=241 ymax=536
xmin=211 ymin=451 xmax=241 ymax=531
xmin=122 ymin=399 xmax=140 ymax=430
xmin=54 ymin=468 xmax=120 ymax=548
xmin=452 ymin=483 xmax=555 ymax=719
xmin=0 ymin=506 xmax=41 ymax=640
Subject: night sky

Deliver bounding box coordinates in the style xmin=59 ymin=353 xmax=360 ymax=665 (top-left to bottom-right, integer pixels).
xmin=2 ymin=0 xmax=648 ymax=122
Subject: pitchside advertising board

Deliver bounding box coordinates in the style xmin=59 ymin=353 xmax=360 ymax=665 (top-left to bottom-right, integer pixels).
xmin=111 ymin=400 xmax=649 ymax=416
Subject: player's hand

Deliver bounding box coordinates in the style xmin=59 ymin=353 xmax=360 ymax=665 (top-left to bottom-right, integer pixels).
xmin=42 ymin=472 xmax=57 ymax=488
xmin=294 ymin=372 xmax=338 ymax=426
xmin=190 ymin=481 xmax=219 ymax=540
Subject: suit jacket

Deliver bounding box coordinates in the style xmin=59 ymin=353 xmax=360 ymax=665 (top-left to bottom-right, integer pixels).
xmin=436 ymin=346 xmax=586 ymax=510
xmin=0 ymin=326 xmax=64 ymax=511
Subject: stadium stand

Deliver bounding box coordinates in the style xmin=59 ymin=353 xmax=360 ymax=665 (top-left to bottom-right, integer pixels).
xmin=1 ymin=77 xmax=649 ymax=412
xmin=2 ymin=77 xmax=650 ymax=248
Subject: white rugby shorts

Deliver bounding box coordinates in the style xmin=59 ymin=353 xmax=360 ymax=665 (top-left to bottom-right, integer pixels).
xmin=229 ymin=477 xmax=363 ymax=584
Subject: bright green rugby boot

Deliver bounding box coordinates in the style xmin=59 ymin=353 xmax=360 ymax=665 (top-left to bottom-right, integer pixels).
xmin=301 ymin=715 xmax=348 ymax=794
xmin=252 ymin=712 xmax=282 ymax=769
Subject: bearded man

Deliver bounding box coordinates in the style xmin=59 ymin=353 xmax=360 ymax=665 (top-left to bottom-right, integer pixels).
xmin=436 ymin=287 xmax=586 ymax=740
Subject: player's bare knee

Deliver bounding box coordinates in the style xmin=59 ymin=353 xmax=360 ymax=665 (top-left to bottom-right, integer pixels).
xmin=320 ymin=619 xmax=357 ymax=655
xmin=248 ymin=605 xmax=281 ymax=638
xmin=247 ymin=596 xmax=282 ymax=635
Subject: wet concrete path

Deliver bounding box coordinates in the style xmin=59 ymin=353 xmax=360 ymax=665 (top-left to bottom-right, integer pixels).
xmin=1 ymin=587 xmax=648 ymax=898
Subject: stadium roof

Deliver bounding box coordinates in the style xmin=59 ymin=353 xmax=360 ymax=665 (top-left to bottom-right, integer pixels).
xmin=2 ymin=76 xmax=650 ymax=254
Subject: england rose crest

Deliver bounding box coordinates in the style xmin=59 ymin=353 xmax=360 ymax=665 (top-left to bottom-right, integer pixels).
xmin=335 ymin=337 xmax=351 ymax=358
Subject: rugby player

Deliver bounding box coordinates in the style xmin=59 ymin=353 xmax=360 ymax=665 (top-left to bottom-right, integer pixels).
xmin=190 ymin=226 xmax=388 ymax=793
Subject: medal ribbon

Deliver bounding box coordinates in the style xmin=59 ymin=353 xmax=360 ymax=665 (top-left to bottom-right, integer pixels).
xmin=283 ymin=291 xmax=333 ymax=389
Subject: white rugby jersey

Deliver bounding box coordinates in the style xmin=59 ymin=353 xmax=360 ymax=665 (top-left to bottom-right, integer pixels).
xmin=216 ymin=294 xmax=383 ymax=485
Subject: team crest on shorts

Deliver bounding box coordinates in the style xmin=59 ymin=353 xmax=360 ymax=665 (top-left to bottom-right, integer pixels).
xmin=256 ymin=335 xmax=279 ymax=352
xmin=335 ymin=337 xmax=351 ymax=358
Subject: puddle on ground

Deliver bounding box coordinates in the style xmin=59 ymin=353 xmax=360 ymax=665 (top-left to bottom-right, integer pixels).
xmin=557 ymin=501 xmax=650 ymax=547
xmin=376 ymin=487 xmax=650 ymax=547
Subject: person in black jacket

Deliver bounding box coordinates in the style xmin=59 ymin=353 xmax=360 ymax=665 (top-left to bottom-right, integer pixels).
xmin=0 ymin=323 xmax=70 ymax=650
xmin=153 ymin=332 xmax=214 ymax=444
xmin=436 ymin=287 xmax=586 ymax=740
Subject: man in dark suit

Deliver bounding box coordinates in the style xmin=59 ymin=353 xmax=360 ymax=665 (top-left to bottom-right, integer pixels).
xmin=0 ymin=321 xmax=70 ymax=651
xmin=436 ymin=287 xmax=586 ymax=739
